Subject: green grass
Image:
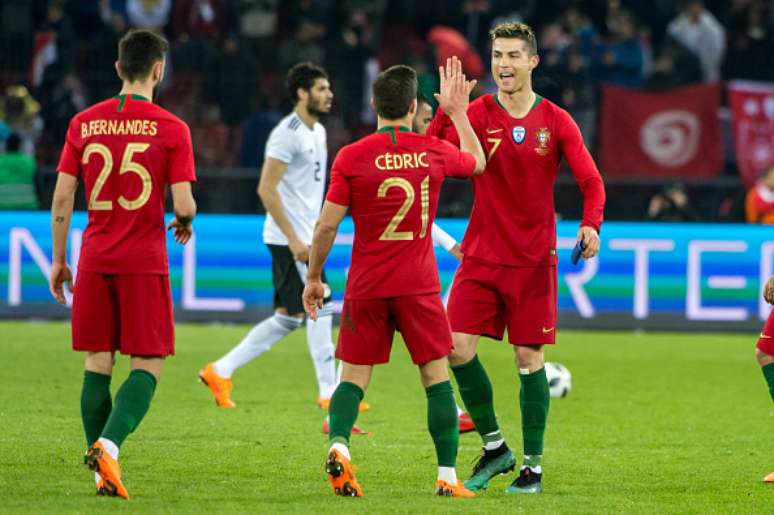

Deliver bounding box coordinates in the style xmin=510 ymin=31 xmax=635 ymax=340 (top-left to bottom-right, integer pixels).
xmin=0 ymin=321 xmax=772 ymax=513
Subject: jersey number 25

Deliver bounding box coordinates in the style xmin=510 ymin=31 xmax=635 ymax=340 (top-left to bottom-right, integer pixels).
xmin=83 ymin=142 xmax=152 ymax=211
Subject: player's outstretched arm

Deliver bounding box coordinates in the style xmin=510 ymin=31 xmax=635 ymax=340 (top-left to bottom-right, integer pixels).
xmin=258 ymin=157 xmax=308 ymax=261
xmin=434 ymin=56 xmax=485 ymax=175
xmin=304 ymin=201 xmax=347 ymax=320
xmin=50 ymin=173 xmax=77 ymax=304
xmin=168 ymin=182 xmax=197 ymax=244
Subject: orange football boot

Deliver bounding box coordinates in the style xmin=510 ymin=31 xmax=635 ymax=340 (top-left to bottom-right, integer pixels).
xmin=317 ymin=397 xmax=370 ymax=412
xmin=326 ymin=449 xmax=363 ymax=497
xmin=322 ymin=418 xmax=368 ymax=435
xmin=436 ymin=480 xmax=475 ymax=498
xmin=198 ymin=363 xmax=235 ymax=408
xmin=84 ymin=442 xmax=128 ymax=500
xmin=764 ymin=471 xmax=774 ymax=482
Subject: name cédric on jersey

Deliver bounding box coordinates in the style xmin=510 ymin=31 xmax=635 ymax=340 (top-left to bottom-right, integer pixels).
xmin=81 ymin=119 xmax=158 ymax=138
xmin=375 ymin=152 xmax=429 ymax=171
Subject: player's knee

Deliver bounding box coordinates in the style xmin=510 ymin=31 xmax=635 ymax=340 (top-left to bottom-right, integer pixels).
xmin=85 ymin=351 xmax=114 ymax=375
xmin=275 ymin=313 xmax=303 ymax=329
xmin=515 ymin=345 xmax=544 ymax=371
xmin=756 ymin=347 xmax=774 ymax=366
xmin=449 ymin=333 xmax=477 ymax=365
xmin=420 ymin=360 xmax=450 ymax=388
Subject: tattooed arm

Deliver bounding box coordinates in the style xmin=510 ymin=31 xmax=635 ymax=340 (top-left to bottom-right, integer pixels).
xmin=50 ymin=173 xmax=78 ymax=304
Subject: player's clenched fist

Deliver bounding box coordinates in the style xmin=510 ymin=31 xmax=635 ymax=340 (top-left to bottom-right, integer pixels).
xmin=303 ymin=280 xmax=325 ymax=321
xmin=764 ymin=277 xmax=774 ymax=305
xmin=577 ymin=226 xmax=600 ymax=259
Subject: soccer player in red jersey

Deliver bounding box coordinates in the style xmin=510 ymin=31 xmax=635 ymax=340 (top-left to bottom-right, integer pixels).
xmin=49 ymin=29 xmax=196 ymax=499
xmin=756 ymin=277 xmax=774 ymax=482
xmin=303 ymin=60 xmax=485 ymax=497
xmin=427 ymin=22 xmax=606 ymax=493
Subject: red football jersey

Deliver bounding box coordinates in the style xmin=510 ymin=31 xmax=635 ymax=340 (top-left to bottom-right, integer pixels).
xmin=428 ymin=94 xmax=605 ymax=267
xmin=57 ymin=94 xmax=196 ymax=274
xmin=326 ymin=126 xmax=476 ymax=299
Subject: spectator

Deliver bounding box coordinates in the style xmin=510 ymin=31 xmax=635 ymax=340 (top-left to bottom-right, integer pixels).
xmin=205 ymin=34 xmax=256 ymax=128
xmin=593 ymin=10 xmax=645 ymax=88
xmin=645 ymin=35 xmax=703 ymax=89
xmin=89 ymin=8 xmax=127 ymax=101
xmin=0 ymin=86 xmax=44 ymax=157
xmin=234 ymin=0 xmax=279 ymax=72
xmin=277 ymin=20 xmax=326 ymax=73
xmin=746 ymin=166 xmax=774 ymax=224
xmin=648 ymin=183 xmax=699 ymax=221
xmin=0 ymin=133 xmax=39 ymax=210
xmin=173 ymin=0 xmax=227 ymax=42
xmin=723 ymin=1 xmax=774 ymax=81
xmin=126 ymin=0 xmax=172 ymax=30
xmin=666 ymin=0 xmax=725 ymax=82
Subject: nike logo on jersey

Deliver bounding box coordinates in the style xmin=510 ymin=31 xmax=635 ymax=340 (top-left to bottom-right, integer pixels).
xmin=760 ymin=333 xmax=772 ymax=339
xmin=542 ymin=327 xmax=554 ymax=334
xmin=486 ymin=128 xmax=503 ymax=134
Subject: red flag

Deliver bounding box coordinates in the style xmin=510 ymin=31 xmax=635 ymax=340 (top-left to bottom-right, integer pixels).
xmin=599 ymin=83 xmax=722 ymax=177
xmin=728 ymin=80 xmax=774 ymax=188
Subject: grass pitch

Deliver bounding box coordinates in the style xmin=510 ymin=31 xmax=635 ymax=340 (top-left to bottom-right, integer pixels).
xmin=0 ymin=321 xmax=772 ymax=513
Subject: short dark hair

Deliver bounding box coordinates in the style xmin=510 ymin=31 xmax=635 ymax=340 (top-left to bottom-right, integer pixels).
xmin=372 ymin=65 xmax=417 ymax=120
xmin=6 ymin=133 xmax=21 ymax=153
xmin=118 ymin=29 xmax=169 ymax=83
xmin=286 ymin=62 xmax=328 ymax=103
xmin=416 ymin=93 xmax=432 ymax=109
xmin=490 ymin=21 xmax=538 ymax=55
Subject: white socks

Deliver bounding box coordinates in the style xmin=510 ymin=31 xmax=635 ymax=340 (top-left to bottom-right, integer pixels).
xmin=483 ymin=432 xmax=504 ymax=451
xmin=438 ymin=466 xmax=458 ymax=485
xmin=330 ymin=442 xmax=351 ymax=460
xmin=306 ymin=309 xmax=337 ymax=399
xmin=98 ymin=437 xmax=119 ymax=459
xmin=214 ymin=314 xmax=302 ymax=377
xmin=456 ymin=404 xmax=464 ymax=417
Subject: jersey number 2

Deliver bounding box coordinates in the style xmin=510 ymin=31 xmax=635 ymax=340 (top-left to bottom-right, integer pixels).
xmin=378 ymin=176 xmax=429 ymax=241
xmin=83 ymin=142 xmax=152 ymax=211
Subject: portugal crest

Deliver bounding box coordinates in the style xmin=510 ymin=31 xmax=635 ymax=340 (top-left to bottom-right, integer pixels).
xmin=534 ymin=127 xmax=551 ymax=155
xmin=512 ymin=126 xmax=526 ymax=144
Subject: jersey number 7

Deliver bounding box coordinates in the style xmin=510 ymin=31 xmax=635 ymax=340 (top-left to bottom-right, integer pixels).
xmin=83 ymin=142 xmax=152 ymax=211
xmin=378 ymin=176 xmax=429 ymax=241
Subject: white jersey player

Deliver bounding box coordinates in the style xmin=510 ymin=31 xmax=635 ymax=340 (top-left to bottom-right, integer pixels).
xmin=200 ymin=62 xmax=339 ymax=409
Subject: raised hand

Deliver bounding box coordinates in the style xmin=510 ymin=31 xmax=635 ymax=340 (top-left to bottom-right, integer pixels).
xmin=434 ymin=56 xmax=477 ymax=118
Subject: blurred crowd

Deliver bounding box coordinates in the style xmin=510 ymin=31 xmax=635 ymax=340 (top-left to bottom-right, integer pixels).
xmin=0 ymin=0 xmax=773 ymax=220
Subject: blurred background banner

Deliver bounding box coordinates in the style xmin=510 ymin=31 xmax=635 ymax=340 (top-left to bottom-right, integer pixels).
xmin=2 ymin=212 xmax=773 ymax=331
xmin=729 ymin=80 xmax=774 ymax=188
xmin=599 ymin=83 xmax=723 ymax=177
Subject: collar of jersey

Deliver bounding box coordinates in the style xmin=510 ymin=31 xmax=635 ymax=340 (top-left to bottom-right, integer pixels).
xmin=376 ymin=125 xmax=411 ymax=144
xmin=115 ymin=94 xmax=150 ymax=102
xmin=115 ymin=93 xmax=150 ymax=112
xmin=492 ymin=93 xmax=542 ymax=118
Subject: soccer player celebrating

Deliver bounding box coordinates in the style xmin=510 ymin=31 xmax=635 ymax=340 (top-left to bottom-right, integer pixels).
xmin=303 ymin=60 xmax=485 ymax=497
xmin=427 ymin=22 xmax=606 ymax=493
xmin=199 ymin=62 xmax=341 ymax=411
xmin=756 ymin=277 xmax=774 ymax=482
xmin=49 ymin=29 xmax=197 ymax=499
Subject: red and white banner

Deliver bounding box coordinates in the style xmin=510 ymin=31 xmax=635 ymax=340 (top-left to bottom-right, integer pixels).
xmin=728 ymin=80 xmax=774 ymax=188
xmin=599 ymin=83 xmax=722 ymax=177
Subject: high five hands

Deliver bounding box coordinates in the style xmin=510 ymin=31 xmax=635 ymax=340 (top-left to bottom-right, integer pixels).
xmin=434 ymin=56 xmax=477 ymax=117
